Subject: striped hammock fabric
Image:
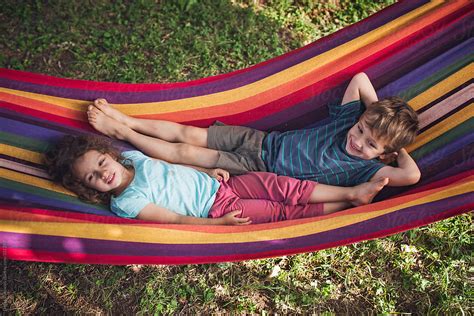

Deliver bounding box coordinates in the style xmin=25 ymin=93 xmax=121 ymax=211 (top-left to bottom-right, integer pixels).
xmin=1 ymin=0 xmax=472 ymax=265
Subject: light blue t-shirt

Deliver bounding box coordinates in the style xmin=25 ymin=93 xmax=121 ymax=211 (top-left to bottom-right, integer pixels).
xmin=262 ymin=100 xmax=385 ymax=186
xmin=110 ymin=151 xmax=220 ymax=218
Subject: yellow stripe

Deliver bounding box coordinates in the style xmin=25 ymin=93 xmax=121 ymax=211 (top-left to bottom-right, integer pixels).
xmin=0 ymin=0 xmax=450 ymax=116
xmin=0 ymin=144 xmax=43 ymax=164
xmin=409 ymin=64 xmax=473 ymax=111
xmin=0 ymin=178 xmax=471 ymax=244
xmin=407 ymin=103 xmax=473 ymax=152
xmin=0 ymin=167 xmax=74 ymax=196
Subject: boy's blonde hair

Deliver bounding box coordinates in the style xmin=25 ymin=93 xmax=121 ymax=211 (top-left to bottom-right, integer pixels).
xmin=361 ymin=96 xmax=419 ymax=153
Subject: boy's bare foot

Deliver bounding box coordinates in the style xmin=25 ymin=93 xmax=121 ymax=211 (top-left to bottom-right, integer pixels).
xmin=351 ymin=177 xmax=389 ymax=206
xmin=87 ymin=105 xmax=131 ymax=140
xmin=93 ymin=98 xmax=134 ymax=128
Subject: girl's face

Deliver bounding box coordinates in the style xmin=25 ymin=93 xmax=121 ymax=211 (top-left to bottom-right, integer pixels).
xmin=72 ymin=150 xmax=132 ymax=195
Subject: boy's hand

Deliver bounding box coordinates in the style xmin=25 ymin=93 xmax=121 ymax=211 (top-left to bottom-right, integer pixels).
xmin=220 ymin=210 xmax=252 ymax=225
xmin=207 ymin=168 xmax=230 ymax=182
xmin=379 ymin=152 xmax=398 ymax=164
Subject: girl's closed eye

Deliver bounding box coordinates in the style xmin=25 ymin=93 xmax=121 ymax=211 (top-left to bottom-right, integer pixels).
xmin=358 ymin=125 xmax=363 ymax=133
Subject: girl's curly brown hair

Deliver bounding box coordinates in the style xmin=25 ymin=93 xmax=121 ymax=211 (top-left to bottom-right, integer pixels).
xmin=44 ymin=134 xmax=130 ymax=205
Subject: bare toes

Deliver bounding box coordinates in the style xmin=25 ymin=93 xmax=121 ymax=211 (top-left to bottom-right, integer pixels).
xmin=94 ymin=98 xmax=108 ymax=109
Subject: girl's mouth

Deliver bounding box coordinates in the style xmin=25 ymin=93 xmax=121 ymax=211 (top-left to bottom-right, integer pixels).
xmin=107 ymin=173 xmax=115 ymax=184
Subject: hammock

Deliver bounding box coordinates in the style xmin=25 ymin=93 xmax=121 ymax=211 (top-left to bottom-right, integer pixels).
xmin=1 ymin=0 xmax=472 ymax=265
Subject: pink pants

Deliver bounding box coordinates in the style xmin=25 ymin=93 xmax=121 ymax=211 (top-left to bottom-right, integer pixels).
xmin=208 ymin=172 xmax=324 ymax=224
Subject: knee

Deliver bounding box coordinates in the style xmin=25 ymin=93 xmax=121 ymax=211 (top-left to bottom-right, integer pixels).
xmin=168 ymin=143 xmax=194 ymax=163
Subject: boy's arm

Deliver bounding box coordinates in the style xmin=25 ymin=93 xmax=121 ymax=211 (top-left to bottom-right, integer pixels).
xmin=341 ymin=72 xmax=378 ymax=107
xmin=136 ymin=203 xmax=251 ymax=225
xmin=371 ymin=148 xmax=421 ymax=186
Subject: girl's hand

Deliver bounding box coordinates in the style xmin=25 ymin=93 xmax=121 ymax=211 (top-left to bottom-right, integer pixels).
xmin=207 ymin=168 xmax=230 ymax=182
xmin=221 ymin=210 xmax=251 ymax=225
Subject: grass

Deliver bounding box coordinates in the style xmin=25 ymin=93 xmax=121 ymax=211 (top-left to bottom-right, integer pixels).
xmin=1 ymin=0 xmax=472 ymax=313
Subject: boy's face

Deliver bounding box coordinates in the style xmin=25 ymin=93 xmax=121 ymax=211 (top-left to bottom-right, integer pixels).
xmin=345 ymin=119 xmax=388 ymax=160
xmin=72 ymin=150 xmax=131 ymax=194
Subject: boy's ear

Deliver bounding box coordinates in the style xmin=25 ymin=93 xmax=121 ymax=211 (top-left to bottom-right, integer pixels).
xmin=379 ymin=152 xmax=398 ymax=164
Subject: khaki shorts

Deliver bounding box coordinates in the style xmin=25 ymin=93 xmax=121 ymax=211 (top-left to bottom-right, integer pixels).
xmin=207 ymin=121 xmax=267 ymax=175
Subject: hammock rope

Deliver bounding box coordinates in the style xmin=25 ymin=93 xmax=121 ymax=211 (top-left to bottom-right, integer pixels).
xmin=0 ymin=0 xmax=472 ymax=264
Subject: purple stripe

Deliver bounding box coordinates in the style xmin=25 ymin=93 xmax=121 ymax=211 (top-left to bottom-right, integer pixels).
xmin=376 ymin=132 xmax=474 ymax=201
xmin=1 ymin=114 xmax=64 ymax=142
xmin=0 ymin=1 xmax=427 ymax=103
xmin=0 ymin=107 xmax=84 ymax=136
xmin=2 ymin=192 xmax=471 ymax=258
xmin=249 ymin=13 xmax=472 ymax=131
xmin=0 ymin=107 xmax=135 ymax=151
xmin=378 ymin=38 xmax=473 ymax=98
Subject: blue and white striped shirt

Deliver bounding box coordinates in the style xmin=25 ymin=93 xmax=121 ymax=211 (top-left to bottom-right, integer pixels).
xmin=262 ymin=100 xmax=385 ymax=186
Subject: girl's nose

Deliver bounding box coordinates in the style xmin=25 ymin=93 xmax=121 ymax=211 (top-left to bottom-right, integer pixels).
xmin=100 ymin=171 xmax=109 ymax=180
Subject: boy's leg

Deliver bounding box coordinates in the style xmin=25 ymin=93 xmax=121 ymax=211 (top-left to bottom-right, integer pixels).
xmin=93 ymin=99 xmax=208 ymax=147
xmin=88 ymin=105 xmax=219 ymax=167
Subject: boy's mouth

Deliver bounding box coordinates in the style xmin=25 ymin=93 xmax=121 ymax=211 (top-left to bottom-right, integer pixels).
xmin=348 ymin=136 xmax=360 ymax=153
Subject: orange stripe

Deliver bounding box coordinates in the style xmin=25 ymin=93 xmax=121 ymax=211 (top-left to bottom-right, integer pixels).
xmin=0 ymin=92 xmax=85 ymax=120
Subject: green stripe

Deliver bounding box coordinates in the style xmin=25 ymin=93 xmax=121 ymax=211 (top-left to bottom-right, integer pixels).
xmin=411 ymin=118 xmax=473 ymax=161
xmin=0 ymin=131 xmax=49 ymax=153
xmin=0 ymin=177 xmax=108 ymax=211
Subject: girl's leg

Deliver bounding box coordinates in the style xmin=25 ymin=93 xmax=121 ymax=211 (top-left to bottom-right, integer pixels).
xmin=92 ymin=99 xmax=208 ymax=147
xmin=227 ymin=172 xmax=388 ymax=207
xmin=308 ymin=178 xmax=389 ymax=206
xmin=323 ymin=202 xmax=352 ymax=214
xmin=88 ymin=105 xmax=219 ymax=167
xmin=209 ymin=184 xmax=323 ymax=223
xmin=230 ymin=199 xmax=324 ymax=224
xmin=226 ymin=172 xmax=316 ymax=205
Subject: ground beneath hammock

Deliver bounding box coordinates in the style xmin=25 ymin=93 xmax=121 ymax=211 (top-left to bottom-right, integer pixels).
xmin=1 ymin=0 xmax=472 ymax=314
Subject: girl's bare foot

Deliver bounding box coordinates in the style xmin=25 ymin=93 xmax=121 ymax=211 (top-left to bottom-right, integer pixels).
xmin=351 ymin=177 xmax=389 ymax=206
xmin=87 ymin=105 xmax=131 ymax=140
xmin=93 ymin=98 xmax=134 ymax=128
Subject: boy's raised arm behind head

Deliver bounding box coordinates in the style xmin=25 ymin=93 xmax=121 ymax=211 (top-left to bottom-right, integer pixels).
xmin=341 ymin=72 xmax=378 ymax=107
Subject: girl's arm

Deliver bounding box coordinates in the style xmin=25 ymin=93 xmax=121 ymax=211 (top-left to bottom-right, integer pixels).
xmin=371 ymin=148 xmax=421 ymax=186
xmin=341 ymin=72 xmax=378 ymax=107
xmin=136 ymin=203 xmax=251 ymax=225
